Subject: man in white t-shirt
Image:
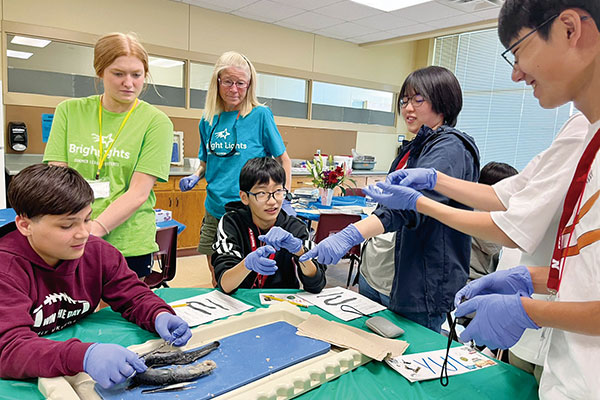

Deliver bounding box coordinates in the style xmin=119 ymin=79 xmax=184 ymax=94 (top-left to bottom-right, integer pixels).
xmin=362 ymin=1 xmax=600 ymax=397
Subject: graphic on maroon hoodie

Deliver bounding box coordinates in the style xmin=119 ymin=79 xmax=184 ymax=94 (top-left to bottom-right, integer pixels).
xmin=32 ymin=292 xmax=91 ymax=336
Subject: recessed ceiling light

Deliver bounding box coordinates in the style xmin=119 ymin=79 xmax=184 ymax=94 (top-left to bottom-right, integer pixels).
xmin=11 ymin=36 xmax=51 ymax=48
xmin=149 ymin=57 xmax=184 ymax=68
xmin=350 ymin=0 xmax=431 ymax=12
xmin=7 ymin=50 xmax=33 ymax=59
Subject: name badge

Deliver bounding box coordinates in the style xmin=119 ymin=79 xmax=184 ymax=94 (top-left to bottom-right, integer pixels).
xmin=87 ymin=179 xmax=110 ymax=199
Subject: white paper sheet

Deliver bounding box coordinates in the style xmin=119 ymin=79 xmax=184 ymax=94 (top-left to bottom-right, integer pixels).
xmin=296 ymin=286 xmax=386 ymax=321
xmin=169 ymin=291 xmax=252 ymax=327
xmin=386 ymin=345 xmax=497 ymax=382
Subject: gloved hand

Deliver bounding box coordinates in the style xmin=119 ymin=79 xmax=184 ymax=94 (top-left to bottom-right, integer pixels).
xmin=281 ymin=199 xmax=297 ymax=216
xmin=83 ymin=343 xmax=147 ymax=389
xmin=454 ymin=265 xmax=534 ymax=308
xmin=387 ymin=168 xmax=438 ymax=190
xmin=299 ymin=224 xmax=364 ymax=264
xmin=245 ymin=245 xmax=278 ymax=275
xmin=259 ymin=226 xmax=302 ymax=254
xmin=179 ymin=174 xmax=200 ymax=192
xmin=154 ymin=312 xmax=192 ymax=347
xmin=362 ymin=182 xmax=423 ymax=211
xmin=456 ymin=293 xmax=540 ymax=349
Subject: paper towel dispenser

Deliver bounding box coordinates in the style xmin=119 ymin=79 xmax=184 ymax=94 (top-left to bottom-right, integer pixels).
xmin=8 ymin=122 xmax=27 ymax=152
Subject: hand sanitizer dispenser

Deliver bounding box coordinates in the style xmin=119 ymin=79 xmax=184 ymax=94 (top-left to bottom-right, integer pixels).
xmin=8 ymin=122 xmax=27 ymax=152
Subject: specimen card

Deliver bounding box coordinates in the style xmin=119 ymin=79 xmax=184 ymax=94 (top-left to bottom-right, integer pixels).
xmin=170 ymin=291 xmax=252 ymax=326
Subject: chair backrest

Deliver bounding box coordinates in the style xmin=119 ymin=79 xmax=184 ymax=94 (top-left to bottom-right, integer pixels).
xmin=344 ymin=187 xmax=365 ymax=197
xmin=147 ymin=225 xmax=178 ymax=288
xmin=314 ymin=214 xmax=362 ymax=255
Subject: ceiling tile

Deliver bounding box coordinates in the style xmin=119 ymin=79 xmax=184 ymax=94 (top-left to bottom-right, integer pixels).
xmin=346 ymin=30 xmax=397 ymax=44
xmin=386 ymin=23 xmax=436 ymax=37
xmin=392 ymin=1 xmax=464 ymax=23
xmin=315 ymin=21 xmax=376 ymax=39
xmin=427 ymin=12 xmax=480 ymax=29
xmin=472 ymin=7 xmax=501 ymax=20
xmin=269 ymin=0 xmax=342 ymax=11
xmin=276 ymin=11 xmax=345 ymax=31
xmin=185 ymin=0 xmax=257 ymax=12
xmin=232 ymin=0 xmax=305 ymax=23
xmin=313 ymin=1 xmax=381 ymax=22
xmin=354 ymin=12 xmax=413 ymax=30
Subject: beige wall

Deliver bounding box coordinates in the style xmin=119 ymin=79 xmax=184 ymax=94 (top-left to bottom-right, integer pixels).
xmin=2 ymin=0 xmax=429 ymax=166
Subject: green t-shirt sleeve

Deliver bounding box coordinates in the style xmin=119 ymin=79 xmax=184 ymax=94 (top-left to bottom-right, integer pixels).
xmin=134 ymin=112 xmax=173 ymax=183
xmin=42 ymin=101 xmax=69 ymax=163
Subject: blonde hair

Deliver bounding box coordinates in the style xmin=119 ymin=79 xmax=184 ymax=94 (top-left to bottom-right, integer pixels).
xmin=94 ymin=32 xmax=149 ymax=78
xmin=203 ymin=51 xmax=262 ymax=124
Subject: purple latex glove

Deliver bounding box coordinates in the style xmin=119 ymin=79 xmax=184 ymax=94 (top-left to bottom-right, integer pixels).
xmin=179 ymin=174 xmax=200 ymax=192
xmin=84 ymin=343 xmax=147 ymax=389
xmin=154 ymin=312 xmax=192 ymax=347
xmin=259 ymin=226 xmax=302 ymax=254
xmin=456 ymin=293 xmax=540 ymax=349
xmin=386 ymin=168 xmax=438 ymax=190
xmin=362 ymin=182 xmax=423 ymax=211
xmin=298 ymin=224 xmax=364 ymax=264
xmin=454 ymin=265 xmax=534 ymax=308
xmin=245 ymin=245 xmax=278 ymax=275
xmin=281 ymin=199 xmax=297 ymax=217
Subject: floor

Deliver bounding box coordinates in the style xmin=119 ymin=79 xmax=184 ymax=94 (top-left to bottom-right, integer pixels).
xmin=167 ymin=254 xmax=358 ymax=292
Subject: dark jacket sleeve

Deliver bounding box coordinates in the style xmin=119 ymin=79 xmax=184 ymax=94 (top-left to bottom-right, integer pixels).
xmin=286 ymin=218 xmax=326 ymax=293
xmin=375 ymin=134 xmax=475 ymax=232
xmin=212 ymin=213 xmax=248 ymax=293
xmin=100 ymin=245 xmax=174 ymax=332
xmin=0 ymin=261 xmax=91 ymax=379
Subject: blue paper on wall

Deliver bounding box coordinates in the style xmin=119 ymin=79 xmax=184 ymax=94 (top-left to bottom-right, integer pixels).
xmin=42 ymin=113 xmax=54 ymax=142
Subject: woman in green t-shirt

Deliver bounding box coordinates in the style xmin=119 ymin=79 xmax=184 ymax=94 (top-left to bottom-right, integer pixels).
xmin=43 ymin=32 xmax=173 ymax=277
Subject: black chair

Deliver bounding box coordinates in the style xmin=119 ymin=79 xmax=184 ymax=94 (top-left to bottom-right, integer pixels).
xmin=146 ymin=225 xmax=178 ymax=288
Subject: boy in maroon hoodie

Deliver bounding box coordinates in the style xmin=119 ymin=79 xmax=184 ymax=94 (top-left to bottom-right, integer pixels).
xmin=0 ymin=164 xmax=192 ymax=389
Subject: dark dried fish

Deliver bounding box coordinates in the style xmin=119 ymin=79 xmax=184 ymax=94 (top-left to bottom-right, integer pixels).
xmin=143 ymin=341 xmax=220 ymax=368
xmin=133 ymin=360 xmax=217 ymax=386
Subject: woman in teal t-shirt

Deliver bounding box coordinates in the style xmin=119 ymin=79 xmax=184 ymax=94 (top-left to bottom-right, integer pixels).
xmin=43 ymin=32 xmax=173 ymax=277
xmin=178 ymin=51 xmax=292 ymax=286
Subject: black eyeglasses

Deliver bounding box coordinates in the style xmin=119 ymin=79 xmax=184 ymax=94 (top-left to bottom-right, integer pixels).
xmin=501 ymin=14 xmax=589 ymax=68
xmin=399 ymin=94 xmax=426 ymax=108
xmin=245 ymin=189 xmax=288 ymax=203
xmin=208 ymin=113 xmax=238 ymax=158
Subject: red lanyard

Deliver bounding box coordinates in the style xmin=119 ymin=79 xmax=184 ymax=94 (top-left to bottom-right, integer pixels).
xmin=248 ymin=227 xmax=275 ymax=289
xmin=395 ymin=150 xmax=411 ymax=171
xmin=548 ymin=127 xmax=600 ymax=292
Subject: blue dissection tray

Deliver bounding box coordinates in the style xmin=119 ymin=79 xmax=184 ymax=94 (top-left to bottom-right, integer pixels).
xmin=96 ymin=321 xmax=331 ymax=399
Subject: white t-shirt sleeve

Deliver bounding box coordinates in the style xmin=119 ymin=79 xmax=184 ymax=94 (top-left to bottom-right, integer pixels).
xmin=490 ymin=113 xmax=590 ymax=254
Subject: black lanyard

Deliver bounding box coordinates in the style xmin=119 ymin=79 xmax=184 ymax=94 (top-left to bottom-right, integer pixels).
xmin=208 ymin=112 xmax=239 ymax=158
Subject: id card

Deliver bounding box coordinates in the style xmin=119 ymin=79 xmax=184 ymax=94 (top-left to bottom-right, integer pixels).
xmin=87 ymin=179 xmax=110 ymax=199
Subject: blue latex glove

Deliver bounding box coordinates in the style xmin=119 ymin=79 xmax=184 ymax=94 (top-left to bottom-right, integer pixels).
xmin=361 ymin=182 xmax=423 ymax=211
xmin=456 ymin=293 xmax=540 ymax=349
xmin=299 ymin=224 xmax=364 ymax=264
xmin=387 ymin=168 xmax=438 ymax=190
xmin=245 ymin=245 xmax=278 ymax=275
xmin=454 ymin=265 xmax=534 ymax=308
xmin=281 ymin=199 xmax=297 ymax=216
xmin=179 ymin=174 xmax=200 ymax=192
xmin=83 ymin=343 xmax=147 ymax=389
xmin=154 ymin=313 xmax=192 ymax=347
xmin=259 ymin=226 xmax=302 ymax=254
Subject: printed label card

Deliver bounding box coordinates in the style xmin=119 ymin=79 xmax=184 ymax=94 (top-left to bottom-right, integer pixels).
xmin=386 ymin=345 xmax=497 ymax=382
xmin=169 ymin=291 xmax=252 ymax=327
xmin=296 ymin=286 xmax=386 ymax=321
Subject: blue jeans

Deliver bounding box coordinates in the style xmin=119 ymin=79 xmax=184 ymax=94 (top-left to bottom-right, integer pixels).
xmin=358 ymin=274 xmax=390 ymax=308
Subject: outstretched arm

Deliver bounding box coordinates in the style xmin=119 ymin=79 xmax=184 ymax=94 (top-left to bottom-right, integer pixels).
xmin=434 ymin=171 xmax=506 ymax=211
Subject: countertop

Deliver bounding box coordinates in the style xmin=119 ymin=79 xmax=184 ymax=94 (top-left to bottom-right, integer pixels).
xmin=4 ymin=154 xmax=387 ymax=177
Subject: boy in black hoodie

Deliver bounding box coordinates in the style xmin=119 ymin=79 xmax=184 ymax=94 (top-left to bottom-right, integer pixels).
xmin=212 ymin=157 xmax=326 ymax=294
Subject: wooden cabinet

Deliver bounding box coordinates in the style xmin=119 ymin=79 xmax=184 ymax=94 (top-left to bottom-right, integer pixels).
xmin=291 ymin=174 xmax=386 ymax=196
xmin=154 ymin=177 xmax=207 ymax=250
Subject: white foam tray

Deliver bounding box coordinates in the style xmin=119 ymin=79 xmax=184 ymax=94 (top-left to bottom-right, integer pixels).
xmin=38 ymin=302 xmax=371 ymax=400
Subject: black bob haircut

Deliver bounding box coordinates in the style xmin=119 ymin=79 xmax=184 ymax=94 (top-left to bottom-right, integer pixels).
xmin=8 ymin=164 xmax=94 ymax=219
xmin=478 ymin=162 xmax=518 ymax=186
xmin=398 ymin=66 xmax=463 ymax=128
xmin=239 ymin=157 xmax=285 ymax=192
xmin=499 ymin=0 xmax=600 ymax=48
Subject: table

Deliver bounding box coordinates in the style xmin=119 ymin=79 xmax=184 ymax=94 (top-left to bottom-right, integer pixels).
xmin=0 ymin=288 xmax=539 ymax=400
xmin=294 ymin=196 xmax=368 ymax=222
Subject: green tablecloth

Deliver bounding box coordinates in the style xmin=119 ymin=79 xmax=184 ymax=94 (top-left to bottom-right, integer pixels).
xmin=0 ymin=288 xmax=539 ymax=399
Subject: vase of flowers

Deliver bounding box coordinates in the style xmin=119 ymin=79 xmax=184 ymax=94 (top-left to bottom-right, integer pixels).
xmin=306 ymin=154 xmax=355 ymax=206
